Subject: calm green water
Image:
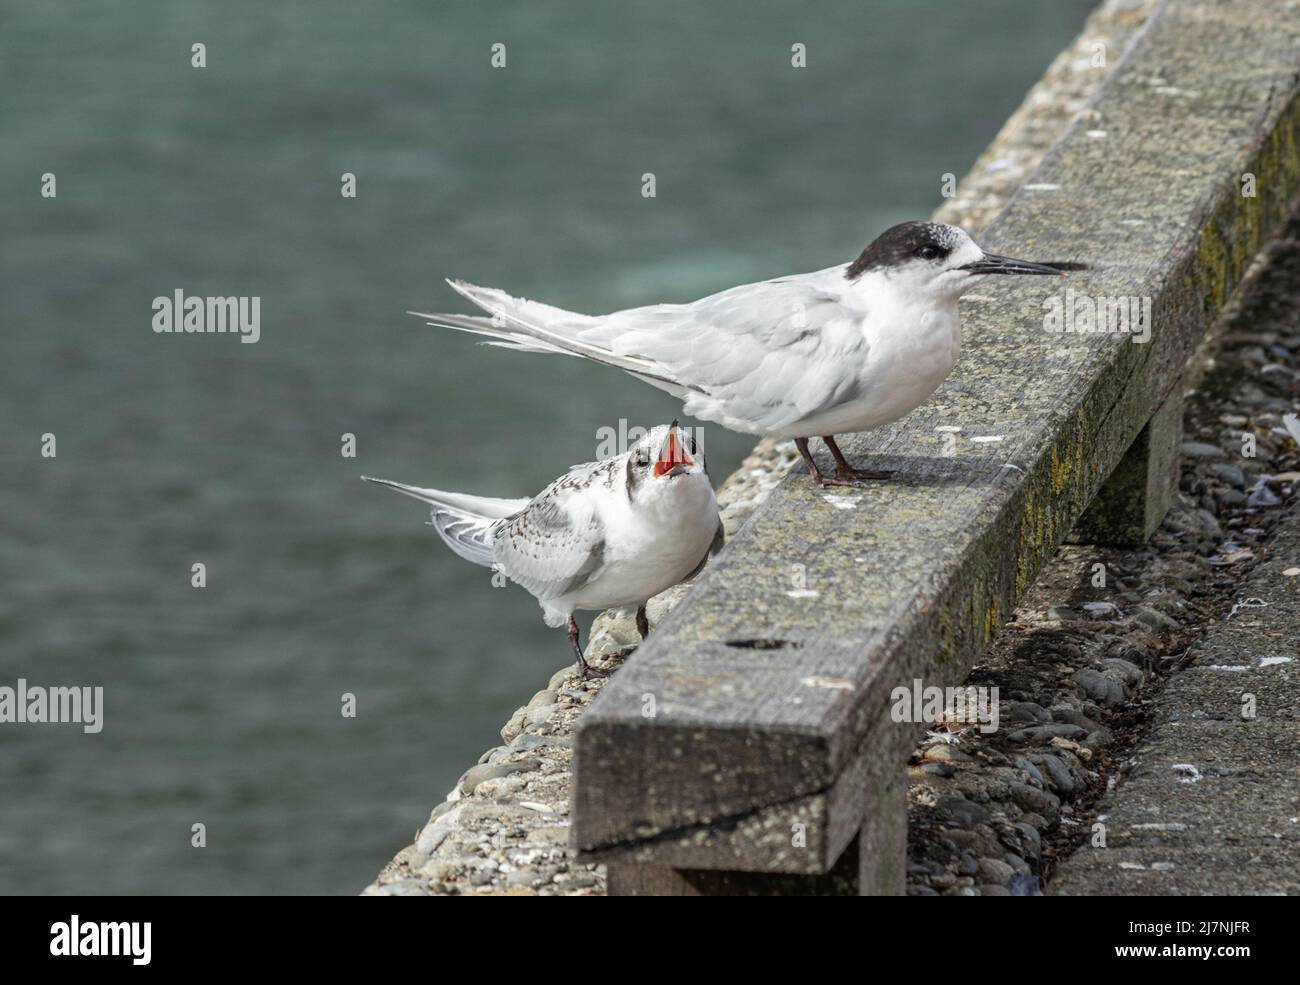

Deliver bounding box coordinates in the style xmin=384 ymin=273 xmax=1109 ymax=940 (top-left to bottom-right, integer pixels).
xmin=0 ymin=1 xmax=1094 ymax=894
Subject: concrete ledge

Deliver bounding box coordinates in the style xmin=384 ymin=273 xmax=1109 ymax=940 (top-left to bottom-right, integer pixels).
xmin=571 ymin=0 xmax=1300 ymax=879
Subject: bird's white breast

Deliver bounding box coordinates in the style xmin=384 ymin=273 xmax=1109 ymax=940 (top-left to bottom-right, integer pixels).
xmin=778 ymin=288 xmax=962 ymax=439
xmin=564 ymin=474 xmax=718 ymax=612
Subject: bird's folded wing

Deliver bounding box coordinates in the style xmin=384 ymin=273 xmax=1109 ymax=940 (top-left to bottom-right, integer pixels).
xmin=493 ymin=479 xmax=606 ymax=601
xmin=586 ymin=274 xmax=869 ymax=432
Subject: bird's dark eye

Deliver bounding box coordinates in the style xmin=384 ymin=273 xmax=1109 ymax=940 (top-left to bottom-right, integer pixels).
xmin=635 ymin=452 xmax=651 ymax=469
xmin=916 ymin=244 xmax=942 ymax=261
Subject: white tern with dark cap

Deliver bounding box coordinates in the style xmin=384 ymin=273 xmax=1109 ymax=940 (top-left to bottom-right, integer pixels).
xmin=414 ymin=221 xmax=1063 ymax=486
xmin=363 ymin=424 xmax=722 ymax=678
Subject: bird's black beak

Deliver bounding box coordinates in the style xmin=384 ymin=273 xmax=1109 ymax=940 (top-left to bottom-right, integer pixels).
xmin=961 ymin=253 xmax=1064 ymax=276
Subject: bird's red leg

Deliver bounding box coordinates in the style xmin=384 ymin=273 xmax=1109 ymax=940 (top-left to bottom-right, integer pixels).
xmin=795 ymin=436 xmax=880 ymax=487
xmin=794 ymin=437 xmax=829 ymax=484
xmin=568 ymin=615 xmax=607 ymax=679
xmin=822 ymin=435 xmax=892 ymax=482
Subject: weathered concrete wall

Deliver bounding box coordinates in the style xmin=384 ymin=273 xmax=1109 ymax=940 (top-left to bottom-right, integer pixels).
xmin=364 ymin=0 xmax=1161 ymax=895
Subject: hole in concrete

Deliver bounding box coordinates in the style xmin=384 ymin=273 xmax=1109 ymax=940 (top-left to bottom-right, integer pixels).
xmin=724 ymin=638 xmax=802 ymax=650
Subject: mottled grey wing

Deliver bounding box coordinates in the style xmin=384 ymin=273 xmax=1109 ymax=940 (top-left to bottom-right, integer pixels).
xmin=579 ymin=273 xmax=868 ymax=433
xmin=492 ymin=469 xmax=607 ymax=601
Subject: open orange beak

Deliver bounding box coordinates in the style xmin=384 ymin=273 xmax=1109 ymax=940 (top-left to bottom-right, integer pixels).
xmin=653 ymin=424 xmax=694 ymax=479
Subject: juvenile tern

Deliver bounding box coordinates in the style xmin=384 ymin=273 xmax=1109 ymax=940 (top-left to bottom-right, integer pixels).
xmin=363 ymin=424 xmax=723 ymax=678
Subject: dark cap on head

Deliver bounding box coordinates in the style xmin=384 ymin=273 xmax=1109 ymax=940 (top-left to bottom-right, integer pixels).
xmin=845 ymin=221 xmax=959 ymax=280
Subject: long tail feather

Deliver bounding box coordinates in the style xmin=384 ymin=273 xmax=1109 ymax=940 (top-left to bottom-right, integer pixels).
xmin=406 ymin=310 xmax=573 ymax=356
xmin=362 ymin=476 xmax=527 ymax=568
xmin=412 ymin=280 xmax=695 ymax=391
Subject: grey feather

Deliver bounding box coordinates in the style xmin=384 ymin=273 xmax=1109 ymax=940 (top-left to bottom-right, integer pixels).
xmin=491 ymin=463 xmax=610 ymax=600
xmin=416 ymin=270 xmax=869 ymax=433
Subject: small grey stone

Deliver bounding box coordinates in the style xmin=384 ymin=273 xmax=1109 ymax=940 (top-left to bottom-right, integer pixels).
xmin=1008 ymin=723 xmax=1087 ymax=742
xmin=1030 ymin=753 xmax=1076 ymax=795
xmin=527 ymin=689 xmax=559 ymax=709
xmin=548 ymin=666 xmax=578 ymax=691
xmin=1014 ymin=822 xmax=1042 ymax=862
xmin=1008 ymin=701 xmax=1052 ymax=724
xmin=1049 ymin=707 xmax=1107 ymax=735
xmin=1007 ymin=782 xmax=1060 ymax=822
xmin=922 ymin=762 xmax=957 ymax=778
xmin=509 ymin=733 xmax=572 ymax=752
xmin=1003 ymin=852 xmax=1032 ymax=876
xmin=1014 ymin=757 xmax=1045 ymax=786
xmin=525 ymin=703 xmax=560 ymax=725
xmin=924 ymin=744 xmax=975 ymax=763
xmin=945 ymin=828 xmax=1003 ymax=857
xmin=976 ymin=857 xmax=1014 ymax=884
xmin=527 ymin=825 xmax=571 ymax=847
xmin=1131 ymin=606 xmax=1180 ymax=632
xmin=500 ymin=709 xmax=528 ymax=744
xmin=1084 ymin=729 xmax=1113 ymax=751
xmin=958 ymin=851 xmax=978 ymax=876
xmin=427 ymin=800 xmax=457 ymax=822
xmin=1072 ymin=668 xmax=1129 ymax=707
xmin=457 ymin=759 xmax=541 ymax=796
xmin=1195 ymin=509 xmax=1224 ymax=537
xmin=1181 ymin=441 xmax=1226 ymax=460
xmin=979 ymin=884 xmax=1012 ymax=896
xmin=1208 ymin=463 xmax=1246 ymax=487
xmin=375 ymin=878 xmax=432 ymax=896
xmin=416 ymin=804 xmax=464 ymax=854
xmin=1101 ymin=658 xmax=1145 ymax=687
xmin=934 ymin=795 xmax=990 ymax=828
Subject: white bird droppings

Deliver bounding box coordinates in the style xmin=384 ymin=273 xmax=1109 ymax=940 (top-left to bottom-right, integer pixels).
xmin=800 ymin=676 xmax=854 ymax=691
xmin=822 ymin=495 xmax=859 ymax=510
